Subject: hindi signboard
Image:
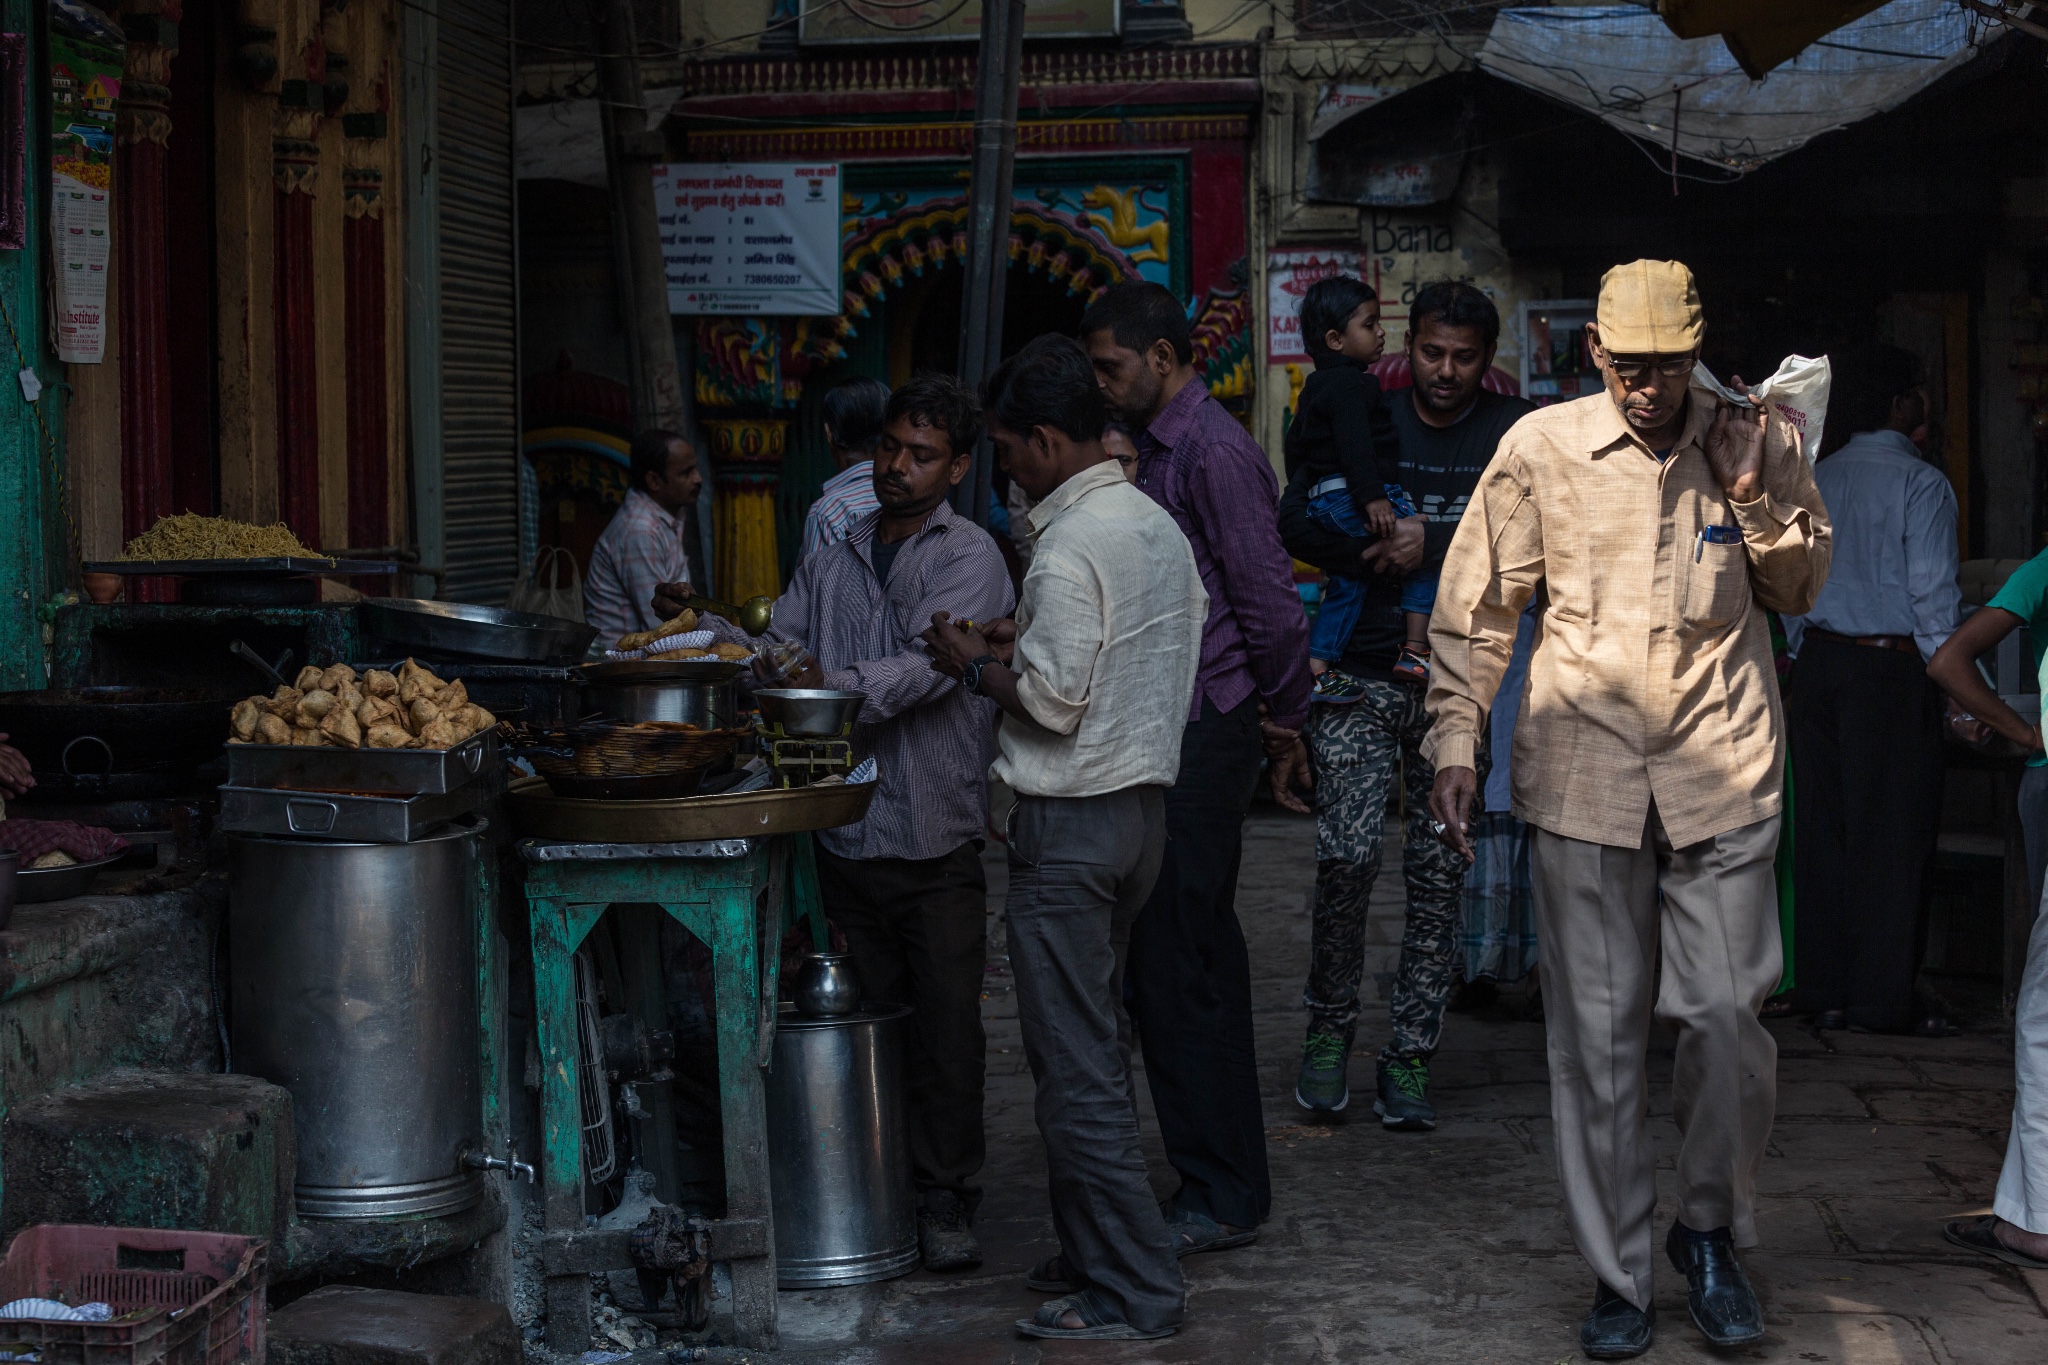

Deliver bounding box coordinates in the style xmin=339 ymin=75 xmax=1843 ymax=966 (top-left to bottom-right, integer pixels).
xmin=654 ymin=162 xmax=842 ymax=316
xmin=1266 ymin=248 xmax=1362 ymax=365
xmin=798 ymin=0 xmax=1119 ymax=44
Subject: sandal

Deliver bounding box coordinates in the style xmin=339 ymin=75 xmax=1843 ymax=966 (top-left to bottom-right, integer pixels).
xmin=1944 ymin=1215 xmax=2048 ymax=1269
xmin=1025 ymin=1253 xmax=1082 ymax=1293
xmin=1014 ymin=1289 xmax=1175 ymax=1341
xmin=1165 ymin=1206 xmax=1257 ymax=1258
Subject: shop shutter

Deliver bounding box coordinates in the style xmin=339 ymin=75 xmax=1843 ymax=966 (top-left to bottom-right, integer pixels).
xmin=435 ymin=0 xmax=520 ymax=604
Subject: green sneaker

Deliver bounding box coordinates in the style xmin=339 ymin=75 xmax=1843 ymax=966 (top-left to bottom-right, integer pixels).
xmin=1375 ymin=1058 xmax=1436 ymax=1131
xmin=1295 ymin=1029 xmax=1353 ymax=1113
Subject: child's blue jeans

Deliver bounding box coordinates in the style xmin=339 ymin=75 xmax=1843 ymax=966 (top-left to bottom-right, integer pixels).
xmin=1306 ymin=476 xmax=1439 ymax=662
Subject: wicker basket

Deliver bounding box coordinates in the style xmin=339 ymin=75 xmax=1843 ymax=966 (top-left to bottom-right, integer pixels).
xmin=525 ymin=720 xmax=742 ymax=783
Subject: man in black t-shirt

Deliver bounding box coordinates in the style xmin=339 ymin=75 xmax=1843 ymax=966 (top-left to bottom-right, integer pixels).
xmin=1279 ymin=281 xmax=1536 ymax=1128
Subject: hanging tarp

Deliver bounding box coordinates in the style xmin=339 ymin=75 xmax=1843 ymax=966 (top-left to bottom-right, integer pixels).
xmin=47 ymin=0 xmax=121 ymax=363
xmin=1477 ymin=0 xmax=1983 ymax=172
xmin=516 ymin=88 xmax=683 ymax=189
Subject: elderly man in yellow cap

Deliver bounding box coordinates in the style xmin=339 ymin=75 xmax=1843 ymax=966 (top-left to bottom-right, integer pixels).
xmin=1424 ymin=261 xmax=1831 ymax=1359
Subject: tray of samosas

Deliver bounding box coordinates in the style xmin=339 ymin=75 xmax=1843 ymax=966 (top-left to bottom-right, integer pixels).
xmin=223 ymin=659 xmax=500 ymax=794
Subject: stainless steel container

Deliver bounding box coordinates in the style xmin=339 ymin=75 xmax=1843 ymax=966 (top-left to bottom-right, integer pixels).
xmin=766 ymin=1003 xmax=916 ymax=1287
xmin=229 ymin=820 xmax=484 ymax=1218
xmin=581 ymin=677 xmax=735 ymax=729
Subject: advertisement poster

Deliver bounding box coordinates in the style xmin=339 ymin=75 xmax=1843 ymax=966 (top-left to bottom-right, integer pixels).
xmin=1266 ymin=248 xmax=1361 ymax=366
xmin=48 ymin=0 xmax=122 ymax=364
xmin=654 ymin=163 xmax=842 ymax=317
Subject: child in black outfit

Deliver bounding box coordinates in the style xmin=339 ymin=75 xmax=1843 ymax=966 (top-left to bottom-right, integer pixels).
xmin=1285 ymin=274 xmax=1432 ymax=701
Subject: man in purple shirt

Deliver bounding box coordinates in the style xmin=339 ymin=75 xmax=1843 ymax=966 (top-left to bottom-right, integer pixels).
xmin=1081 ymin=284 xmax=1314 ymax=1257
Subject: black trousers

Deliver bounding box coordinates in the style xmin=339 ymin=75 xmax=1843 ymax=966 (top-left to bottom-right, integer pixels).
xmin=1127 ymin=695 xmax=1271 ymax=1228
xmin=1788 ymin=635 xmax=1945 ymax=1032
xmin=816 ymin=841 xmax=989 ymax=1211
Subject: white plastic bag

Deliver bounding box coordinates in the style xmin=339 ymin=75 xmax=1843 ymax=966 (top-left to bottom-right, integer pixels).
xmin=507 ymin=546 xmax=586 ymax=623
xmin=1698 ymin=354 xmax=1831 ymax=464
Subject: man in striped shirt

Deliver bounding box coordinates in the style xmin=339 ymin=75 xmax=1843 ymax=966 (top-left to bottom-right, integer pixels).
xmin=670 ymin=375 xmax=1014 ymax=1273
xmin=798 ymin=377 xmax=888 ymax=560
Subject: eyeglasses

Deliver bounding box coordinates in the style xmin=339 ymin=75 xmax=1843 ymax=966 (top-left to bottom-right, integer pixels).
xmin=1607 ymin=357 xmax=1696 ymax=382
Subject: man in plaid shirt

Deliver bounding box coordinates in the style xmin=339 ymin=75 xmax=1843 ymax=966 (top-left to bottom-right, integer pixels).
xmin=660 ymin=376 xmax=1013 ymax=1273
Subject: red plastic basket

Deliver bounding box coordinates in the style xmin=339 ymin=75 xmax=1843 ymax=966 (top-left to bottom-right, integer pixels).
xmin=0 ymin=1226 xmax=266 ymax=1365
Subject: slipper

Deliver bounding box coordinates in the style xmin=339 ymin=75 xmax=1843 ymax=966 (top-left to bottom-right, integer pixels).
xmin=1025 ymin=1253 xmax=1082 ymax=1294
xmin=1944 ymin=1215 xmax=2048 ymax=1269
xmin=1165 ymin=1206 xmax=1257 ymax=1259
xmin=1014 ymin=1290 xmax=1175 ymax=1341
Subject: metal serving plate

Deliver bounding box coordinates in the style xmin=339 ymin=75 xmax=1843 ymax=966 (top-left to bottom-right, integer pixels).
xmin=504 ymin=773 xmax=875 ymax=843
xmin=364 ymin=599 xmax=597 ymax=665
xmin=575 ymin=658 xmax=749 ymax=685
xmin=15 ymin=852 xmax=126 ymax=903
xmin=225 ymin=725 xmax=499 ymax=795
xmin=218 ymin=783 xmax=485 ymax=843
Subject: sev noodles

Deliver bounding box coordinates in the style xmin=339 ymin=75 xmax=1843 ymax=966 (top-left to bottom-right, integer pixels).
xmin=122 ymin=513 xmax=315 ymax=561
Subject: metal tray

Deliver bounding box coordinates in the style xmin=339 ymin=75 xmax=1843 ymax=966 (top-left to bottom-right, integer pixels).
xmin=504 ymin=773 xmax=876 ymax=843
xmin=224 ymin=725 xmax=500 ymax=795
xmin=218 ymin=783 xmax=486 ymax=843
xmin=574 ymin=658 xmax=748 ymax=685
xmin=85 ymin=557 xmax=400 ymax=575
xmin=364 ymin=599 xmax=597 ymax=665
xmin=15 ymin=852 xmax=126 ymax=903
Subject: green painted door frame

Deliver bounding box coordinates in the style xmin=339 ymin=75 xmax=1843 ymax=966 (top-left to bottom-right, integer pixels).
xmin=0 ymin=0 xmax=57 ymax=688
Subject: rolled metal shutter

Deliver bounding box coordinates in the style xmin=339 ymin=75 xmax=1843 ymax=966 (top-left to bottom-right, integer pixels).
xmin=436 ymin=0 xmax=520 ymax=604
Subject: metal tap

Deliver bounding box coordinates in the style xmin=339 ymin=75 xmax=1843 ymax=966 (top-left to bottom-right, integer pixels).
xmin=464 ymin=1140 xmax=536 ymax=1184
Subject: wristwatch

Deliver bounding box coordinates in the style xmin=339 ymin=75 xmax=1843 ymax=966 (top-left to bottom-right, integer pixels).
xmin=960 ymin=655 xmax=1000 ymax=695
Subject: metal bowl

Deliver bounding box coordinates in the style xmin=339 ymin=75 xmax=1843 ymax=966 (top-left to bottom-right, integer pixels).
xmin=754 ymin=690 xmax=865 ymax=738
xmin=12 ymin=852 xmax=125 ymax=904
xmin=363 ymin=598 xmax=598 ymax=664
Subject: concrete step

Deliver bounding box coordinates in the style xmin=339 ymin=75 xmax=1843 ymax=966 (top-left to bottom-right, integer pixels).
xmin=270 ymin=1286 xmax=518 ymax=1365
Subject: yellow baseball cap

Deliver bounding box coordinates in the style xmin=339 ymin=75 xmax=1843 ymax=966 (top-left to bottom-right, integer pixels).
xmin=1595 ymin=259 xmax=1703 ymax=355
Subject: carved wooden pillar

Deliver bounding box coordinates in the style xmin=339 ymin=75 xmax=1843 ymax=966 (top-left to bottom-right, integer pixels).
xmin=116 ymin=1 xmax=178 ymax=598
xmin=341 ymin=118 xmax=386 ymax=553
xmin=272 ymin=91 xmax=321 ymax=545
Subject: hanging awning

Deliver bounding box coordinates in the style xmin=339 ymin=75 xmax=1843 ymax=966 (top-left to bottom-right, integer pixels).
xmin=1477 ymin=0 xmax=1988 ymax=171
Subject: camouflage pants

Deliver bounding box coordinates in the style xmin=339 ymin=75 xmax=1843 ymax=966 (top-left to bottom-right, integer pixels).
xmin=1302 ymin=678 xmax=1485 ymax=1063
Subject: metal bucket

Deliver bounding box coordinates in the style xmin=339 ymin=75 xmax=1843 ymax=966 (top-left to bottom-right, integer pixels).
xmin=229 ymin=820 xmax=484 ymax=1219
xmin=766 ymin=1003 xmax=917 ymax=1287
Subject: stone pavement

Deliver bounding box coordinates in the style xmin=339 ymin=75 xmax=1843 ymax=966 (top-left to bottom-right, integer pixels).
xmin=764 ymin=807 xmax=2048 ymax=1363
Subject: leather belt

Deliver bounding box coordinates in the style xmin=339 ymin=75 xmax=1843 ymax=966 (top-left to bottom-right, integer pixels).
xmin=1805 ymin=626 xmax=1918 ymax=656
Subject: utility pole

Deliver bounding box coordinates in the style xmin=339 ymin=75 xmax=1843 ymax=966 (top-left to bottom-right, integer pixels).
xmin=951 ymin=0 xmax=1027 ymax=524
xmin=593 ymin=0 xmax=686 ymax=433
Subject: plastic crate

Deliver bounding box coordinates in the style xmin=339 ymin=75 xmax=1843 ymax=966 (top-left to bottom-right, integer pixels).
xmin=0 ymin=1226 xmax=266 ymax=1365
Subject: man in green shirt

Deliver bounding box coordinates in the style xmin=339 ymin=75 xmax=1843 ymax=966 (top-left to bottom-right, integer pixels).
xmin=1928 ymin=548 xmax=2048 ymax=1269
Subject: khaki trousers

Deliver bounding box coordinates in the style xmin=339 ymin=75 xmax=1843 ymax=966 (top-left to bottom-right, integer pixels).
xmin=1531 ymin=809 xmax=1782 ymax=1310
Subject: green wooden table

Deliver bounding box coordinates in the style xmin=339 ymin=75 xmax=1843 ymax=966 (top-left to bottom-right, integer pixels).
xmin=521 ymin=833 xmax=825 ymax=1352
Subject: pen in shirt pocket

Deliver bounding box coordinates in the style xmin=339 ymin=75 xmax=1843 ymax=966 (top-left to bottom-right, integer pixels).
xmin=1695 ymin=523 xmax=1742 ymax=562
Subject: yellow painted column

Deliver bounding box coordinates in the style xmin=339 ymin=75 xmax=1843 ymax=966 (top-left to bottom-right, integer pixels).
xmin=703 ymin=418 xmax=786 ymax=604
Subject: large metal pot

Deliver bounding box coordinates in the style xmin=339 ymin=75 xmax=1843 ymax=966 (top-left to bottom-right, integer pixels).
xmin=765 ymin=1003 xmax=916 ymax=1287
xmin=229 ymin=819 xmax=484 ymax=1219
xmin=580 ymin=676 xmax=735 ymax=729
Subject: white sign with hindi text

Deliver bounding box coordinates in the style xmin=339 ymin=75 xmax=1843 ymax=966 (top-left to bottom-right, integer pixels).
xmin=654 ymin=162 xmax=842 ymax=316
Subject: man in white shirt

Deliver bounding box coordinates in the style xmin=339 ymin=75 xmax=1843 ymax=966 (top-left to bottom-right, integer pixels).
xmin=798 ymin=376 xmax=888 ymax=560
xmin=924 ymin=334 xmax=1205 ymax=1343
xmin=583 ymin=429 xmax=705 ymax=646
xmin=1784 ymin=342 xmax=1961 ymax=1036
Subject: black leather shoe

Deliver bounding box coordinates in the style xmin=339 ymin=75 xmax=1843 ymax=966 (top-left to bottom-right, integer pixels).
xmin=1580 ymin=1282 xmax=1654 ymax=1359
xmin=1666 ymin=1223 xmax=1765 ymax=1347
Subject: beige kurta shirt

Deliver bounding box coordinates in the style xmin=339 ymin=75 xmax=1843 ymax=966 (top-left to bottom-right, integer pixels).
xmin=992 ymin=460 xmax=1208 ymax=799
xmin=1423 ymin=382 xmax=1832 ymax=849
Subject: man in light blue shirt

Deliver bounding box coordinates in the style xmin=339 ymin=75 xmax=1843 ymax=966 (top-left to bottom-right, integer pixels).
xmin=1786 ymin=343 xmax=1960 ymax=1036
